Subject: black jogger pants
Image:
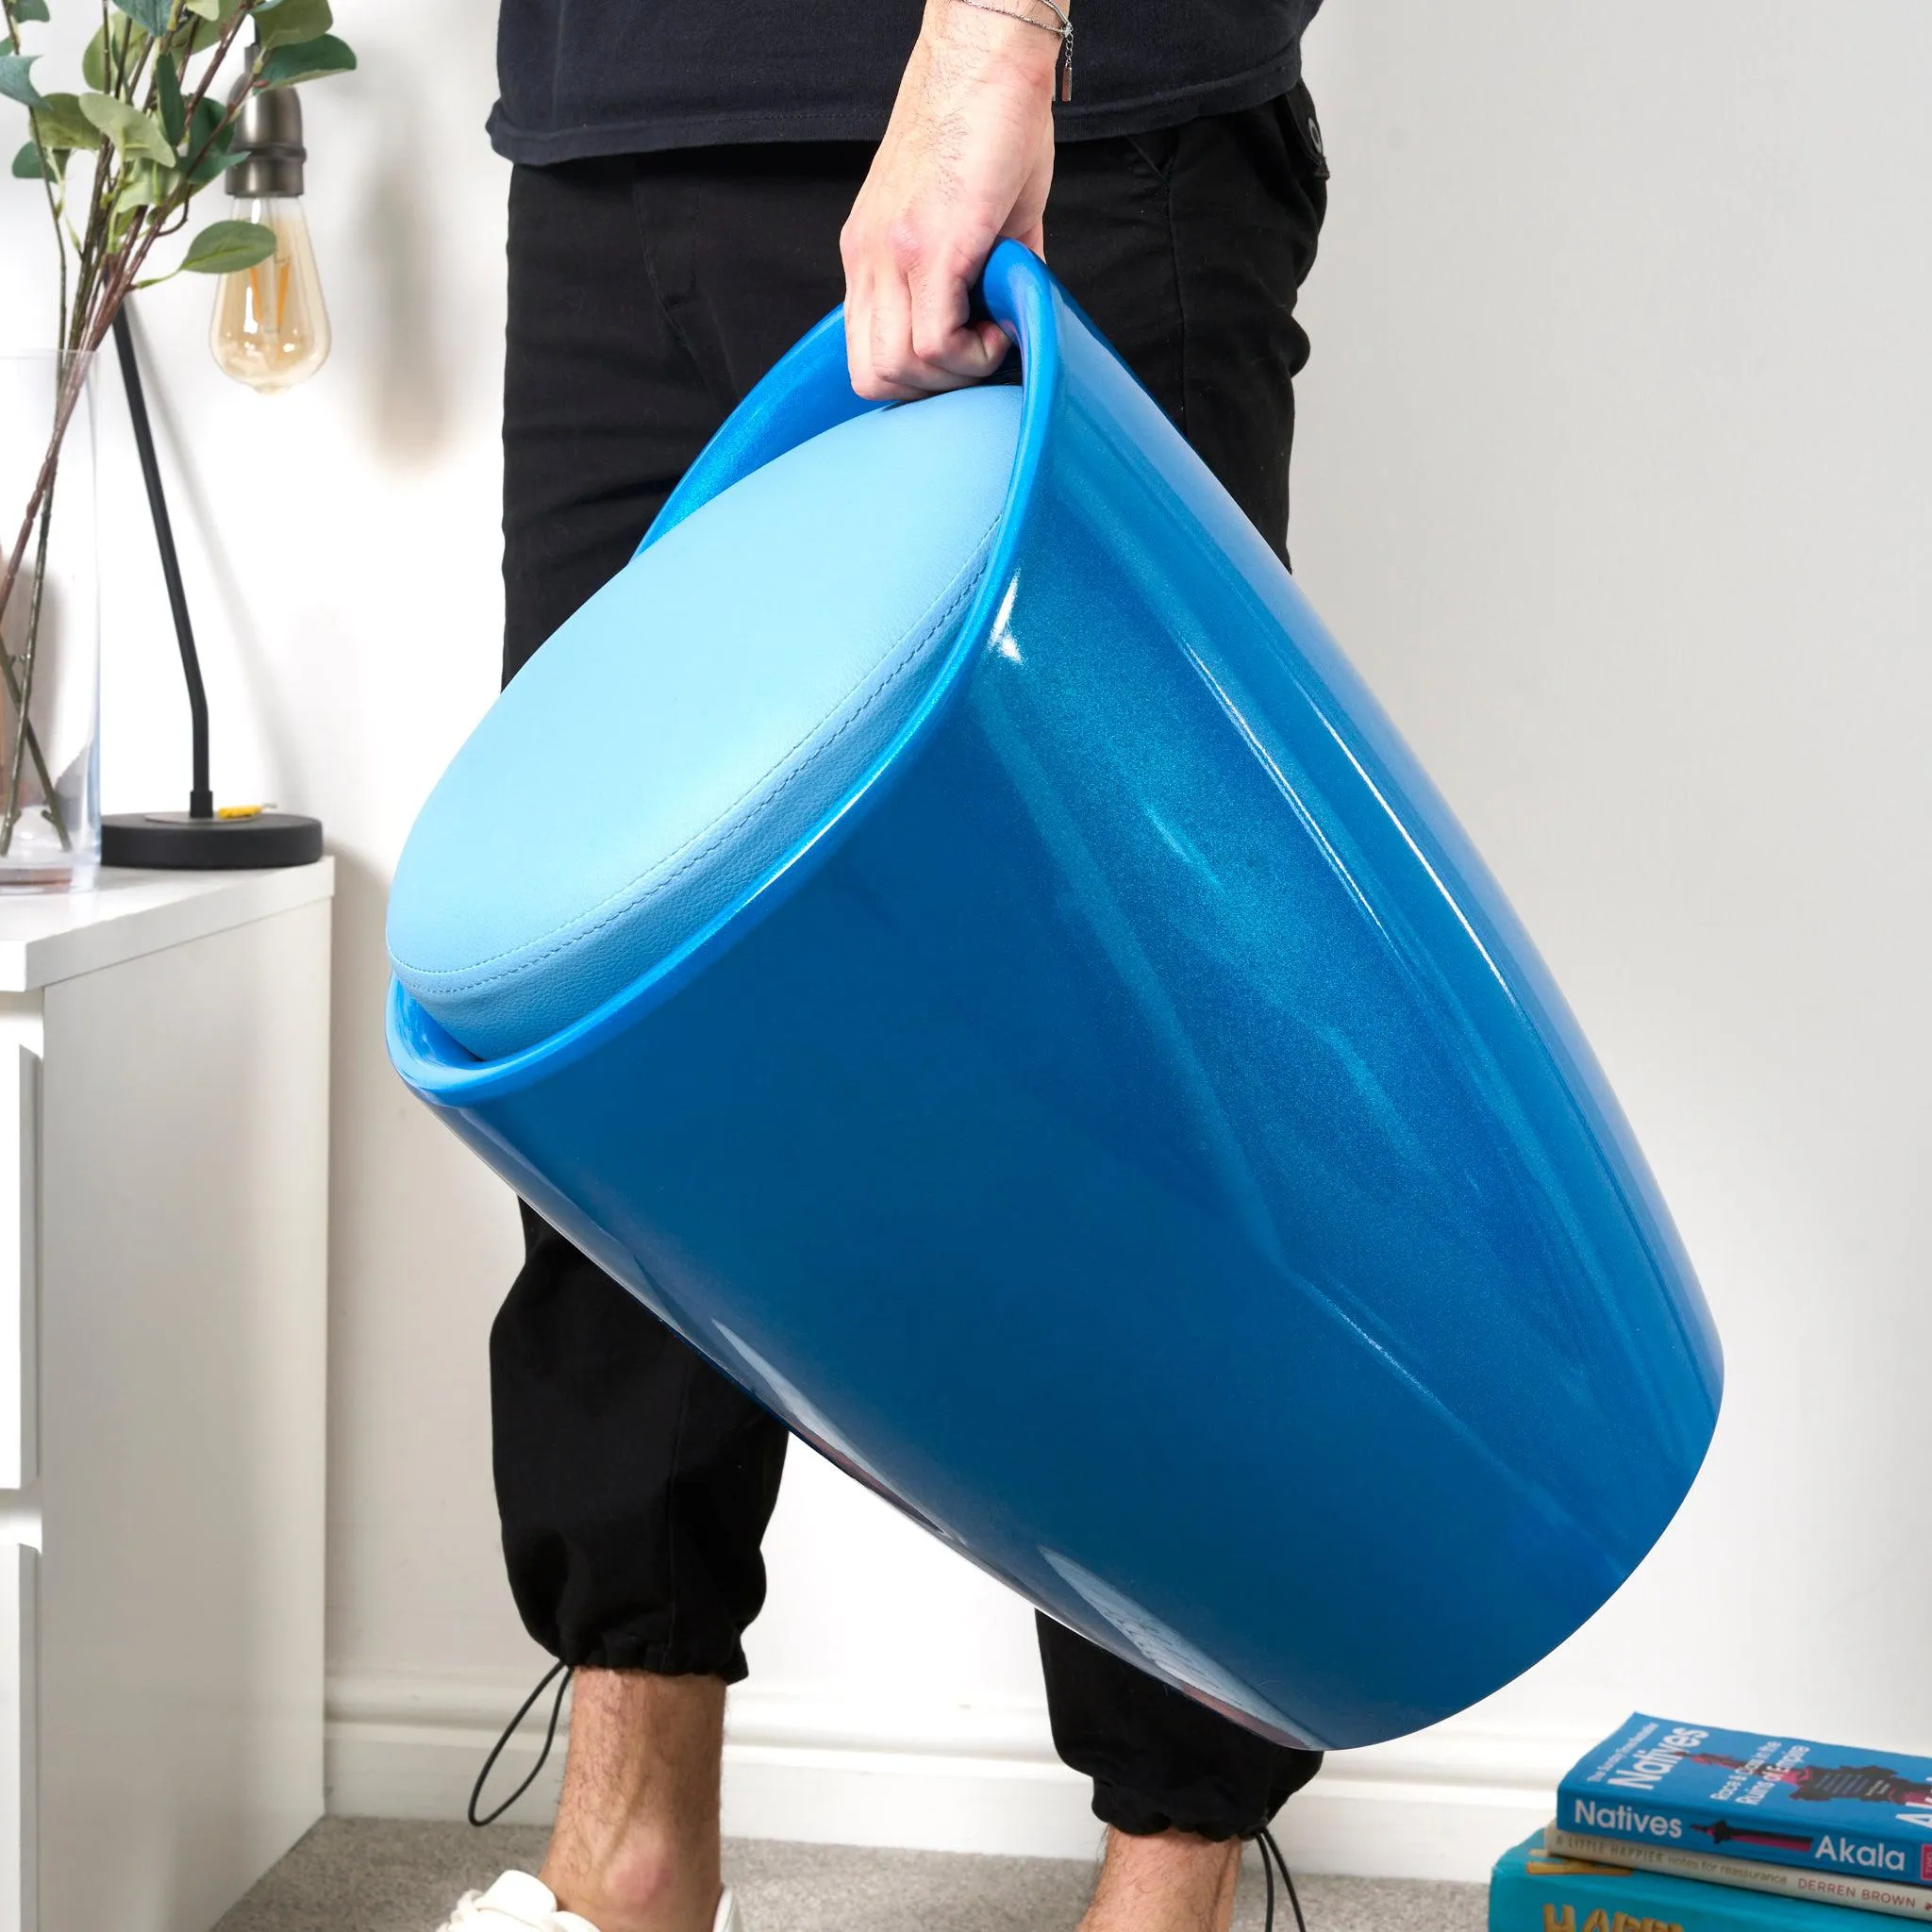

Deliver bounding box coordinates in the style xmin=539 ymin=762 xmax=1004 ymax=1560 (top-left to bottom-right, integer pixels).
xmin=494 ymin=95 xmax=1328 ymax=1840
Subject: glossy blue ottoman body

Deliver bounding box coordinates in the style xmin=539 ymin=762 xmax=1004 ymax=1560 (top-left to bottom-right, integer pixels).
xmin=389 ymin=244 xmax=1722 ymax=1751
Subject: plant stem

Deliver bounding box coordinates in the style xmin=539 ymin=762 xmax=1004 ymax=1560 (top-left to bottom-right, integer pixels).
xmin=0 ymin=351 xmax=88 ymax=631
xmin=0 ymin=478 xmax=71 ymax=857
xmin=3 ymin=483 xmax=56 ymax=844
xmin=0 ymin=650 xmax=64 ymax=853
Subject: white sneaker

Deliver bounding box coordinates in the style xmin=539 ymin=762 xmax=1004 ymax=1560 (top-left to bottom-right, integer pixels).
xmin=440 ymin=1871 xmax=743 ymax=1932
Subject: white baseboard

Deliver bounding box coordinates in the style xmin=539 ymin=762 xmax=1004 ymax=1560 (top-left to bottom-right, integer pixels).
xmin=325 ymin=1669 xmax=1580 ymax=1878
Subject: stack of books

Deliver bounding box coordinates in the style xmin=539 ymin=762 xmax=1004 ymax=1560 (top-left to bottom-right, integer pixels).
xmin=1492 ymin=1715 xmax=1932 ymax=1932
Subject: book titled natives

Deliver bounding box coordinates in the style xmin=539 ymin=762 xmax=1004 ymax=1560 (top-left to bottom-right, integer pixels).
xmin=1558 ymin=1718 xmax=1932 ymax=1890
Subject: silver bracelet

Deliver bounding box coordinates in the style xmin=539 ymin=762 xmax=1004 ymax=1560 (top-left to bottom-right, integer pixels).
xmin=949 ymin=0 xmax=1074 ymax=102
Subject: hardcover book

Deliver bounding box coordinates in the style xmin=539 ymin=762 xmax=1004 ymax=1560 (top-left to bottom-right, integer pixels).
xmin=1557 ymin=1718 xmax=1932 ymax=1890
xmin=1492 ymin=1832 xmax=1878 ymax=1932
xmin=1545 ymin=1825 xmax=1932 ymax=1923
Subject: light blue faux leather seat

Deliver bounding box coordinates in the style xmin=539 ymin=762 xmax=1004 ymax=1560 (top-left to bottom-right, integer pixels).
xmin=388 ymin=386 xmax=1022 ymax=1060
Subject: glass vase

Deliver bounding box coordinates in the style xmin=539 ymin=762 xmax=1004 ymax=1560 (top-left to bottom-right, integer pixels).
xmin=0 ymin=350 xmax=100 ymax=891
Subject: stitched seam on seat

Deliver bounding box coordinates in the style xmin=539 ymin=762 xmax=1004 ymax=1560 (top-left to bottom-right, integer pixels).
xmin=394 ymin=517 xmax=1000 ymax=991
xmin=397 ymin=553 xmax=981 ymax=987
xmin=421 ymin=598 xmax=961 ymax=994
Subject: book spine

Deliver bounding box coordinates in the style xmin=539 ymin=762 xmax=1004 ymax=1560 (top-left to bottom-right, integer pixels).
xmin=1494 ymin=1847 xmax=1799 ymax=1932
xmin=1557 ymin=1789 xmax=1932 ymax=1889
xmin=1546 ymin=1829 xmax=1932 ymax=1924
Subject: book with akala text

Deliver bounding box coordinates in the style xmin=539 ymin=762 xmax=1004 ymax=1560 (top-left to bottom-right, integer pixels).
xmin=1544 ymin=1825 xmax=1932 ymax=1922
xmin=1557 ymin=1718 xmax=1932 ymax=1890
xmin=1491 ymin=1832 xmax=1878 ymax=1932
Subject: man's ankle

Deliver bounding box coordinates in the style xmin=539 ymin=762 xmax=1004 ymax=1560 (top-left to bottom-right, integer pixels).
xmin=537 ymin=1668 xmax=726 ymax=1932
xmin=1079 ymin=1826 xmax=1242 ymax=1932
xmin=541 ymin=1874 xmax=719 ymax=1932
xmin=542 ymin=1828 xmax=712 ymax=1932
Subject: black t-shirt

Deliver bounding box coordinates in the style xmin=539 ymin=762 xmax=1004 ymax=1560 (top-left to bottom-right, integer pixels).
xmin=489 ymin=2 xmax=1324 ymax=165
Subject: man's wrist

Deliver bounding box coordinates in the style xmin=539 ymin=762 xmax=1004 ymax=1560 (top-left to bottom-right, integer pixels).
xmin=924 ymin=0 xmax=1065 ymax=89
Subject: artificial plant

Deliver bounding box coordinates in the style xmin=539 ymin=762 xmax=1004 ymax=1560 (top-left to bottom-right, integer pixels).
xmin=0 ymin=0 xmax=355 ymax=854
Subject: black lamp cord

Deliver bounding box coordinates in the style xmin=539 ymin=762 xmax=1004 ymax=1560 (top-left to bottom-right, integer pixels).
xmin=468 ymin=1659 xmax=575 ymax=1828
xmin=1254 ymin=1824 xmax=1307 ymax=1932
xmin=109 ymin=306 xmax=214 ymax=821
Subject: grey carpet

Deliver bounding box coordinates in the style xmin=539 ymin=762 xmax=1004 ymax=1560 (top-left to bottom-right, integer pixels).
xmin=212 ymin=1818 xmax=1487 ymax=1932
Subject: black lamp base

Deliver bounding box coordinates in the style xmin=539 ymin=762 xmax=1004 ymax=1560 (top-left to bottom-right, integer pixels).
xmin=102 ymin=809 xmax=325 ymax=871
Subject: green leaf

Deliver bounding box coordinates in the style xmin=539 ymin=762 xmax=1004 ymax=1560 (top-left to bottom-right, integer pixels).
xmin=156 ymin=51 xmax=184 ymax=143
xmin=10 ymin=139 xmax=46 ymax=179
xmin=179 ymin=89 xmax=222 ymax=154
xmin=186 ymin=130 xmax=240 ymax=184
xmin=181 ymin=0 xmax=242 ymax=50
xmin=82 ymin=18 xmax=148 ymax=92
xmin=177 ymin=91 xmax=239 ymax=181
xmin=79 ymin=92 xmax=177 ymax=166
xmin=188 ymin=145 xmax=241 ymax=186
xmin=258 ymin=31 xmax=355 ymax=87
xmin=31 ymin=93 xmax=103 ymax=153
xmin=254 ymin=0 xmax=331 ymax=49
xmin=0 ymin=51 xmax=46 ymax=108
xmin=180 ymin=91 xmax=219 ymax=144
xmin=112 ymin=155 xmax=180 ymax=215
xmin=112 ymin=0 xmax=175 ymax=34
xmin=179 ymin=216 xmax=275 ymax=273
xmin=15 ymin=0 xmax=52 ymax=21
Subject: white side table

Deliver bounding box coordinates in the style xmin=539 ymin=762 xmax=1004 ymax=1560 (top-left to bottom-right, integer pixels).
xmin=0 ymin=862 xmax=333 ymax=1932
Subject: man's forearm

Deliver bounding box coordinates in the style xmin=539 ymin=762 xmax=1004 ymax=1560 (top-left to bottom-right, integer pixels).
xmin=841 ymin=0 xmax=1065 ymax=398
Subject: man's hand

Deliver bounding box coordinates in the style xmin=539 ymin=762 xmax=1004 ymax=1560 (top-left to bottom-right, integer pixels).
xmin=841 ymin=0 xmax=1060 ymax=400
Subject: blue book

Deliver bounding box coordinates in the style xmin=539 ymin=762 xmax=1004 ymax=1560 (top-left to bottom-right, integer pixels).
xmin=1557 ymin=1717 xmax=1932 ymax=1890
xmin=1492 ymin=1832 xmax=1883 ymax=1932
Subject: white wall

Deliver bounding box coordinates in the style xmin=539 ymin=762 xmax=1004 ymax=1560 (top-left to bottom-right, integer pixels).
xmin=3 ymin=0 xmax=1928 ymax=1881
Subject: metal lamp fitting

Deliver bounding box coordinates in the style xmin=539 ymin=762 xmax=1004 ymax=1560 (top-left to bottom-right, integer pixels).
xmin=225 ymin=80 xmax=307 ymax=199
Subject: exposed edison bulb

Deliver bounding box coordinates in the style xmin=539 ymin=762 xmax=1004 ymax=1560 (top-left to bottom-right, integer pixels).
xmin=209 ymin=193 xmax=331 ymax=395
xmin=208 ymin=81 xmax=331 ymax=395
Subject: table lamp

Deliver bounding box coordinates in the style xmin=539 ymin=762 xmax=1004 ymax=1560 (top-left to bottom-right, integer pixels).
xmin=100 ymin=85 xmax=328 ymax=871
